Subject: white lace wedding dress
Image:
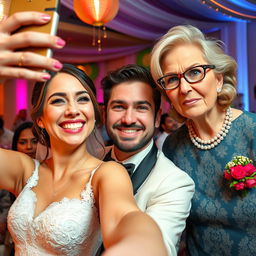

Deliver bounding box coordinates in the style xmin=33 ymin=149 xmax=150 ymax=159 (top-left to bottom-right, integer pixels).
xmin=8 ymin=160 xmax=101 ymax=255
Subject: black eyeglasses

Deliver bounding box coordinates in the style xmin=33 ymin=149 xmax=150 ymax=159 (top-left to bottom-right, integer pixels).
xmin=157 ymin=64 xmax=216 ymax=90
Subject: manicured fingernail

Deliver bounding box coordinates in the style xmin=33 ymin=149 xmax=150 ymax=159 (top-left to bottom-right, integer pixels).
xmin=53 ymin=61 xmax=63 ymax=70
xmin=0 ymin=15 xmax=7 ymax=22
xmin=41 ymin=14 xmax=51 ymax=22
xmin=42 ymin=74 xmax=51 ymax=81
xmin=56 ymin=38 xmax=66 ymax=47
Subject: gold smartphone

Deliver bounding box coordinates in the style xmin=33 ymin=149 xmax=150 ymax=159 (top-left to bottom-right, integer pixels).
xmin=9 ymin=0 xmax=60 ymax=58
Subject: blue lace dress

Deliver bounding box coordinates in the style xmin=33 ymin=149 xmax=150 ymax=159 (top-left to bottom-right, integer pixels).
xmin=163 ymin=111 xmax=256 ymax=256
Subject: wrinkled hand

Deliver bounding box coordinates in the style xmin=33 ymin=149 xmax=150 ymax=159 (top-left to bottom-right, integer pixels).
xmin=0 ymin=12 xmax=65 ymax=82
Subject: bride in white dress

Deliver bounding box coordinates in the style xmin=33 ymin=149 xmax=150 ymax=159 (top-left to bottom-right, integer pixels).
xmin=0 ymin=13 xmax=167 ymax=256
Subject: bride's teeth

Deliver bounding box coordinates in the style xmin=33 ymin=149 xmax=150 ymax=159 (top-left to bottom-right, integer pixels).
xmin=63 ymin=123 xmax=83 ymax=129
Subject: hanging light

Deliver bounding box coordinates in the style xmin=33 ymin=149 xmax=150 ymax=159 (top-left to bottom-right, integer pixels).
xmin=74 ymin=0 xmax=119 ymax=52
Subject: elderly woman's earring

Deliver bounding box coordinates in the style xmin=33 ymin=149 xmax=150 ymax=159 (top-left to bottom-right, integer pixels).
xmin=217 ymin=87 xmax=222 ymax=93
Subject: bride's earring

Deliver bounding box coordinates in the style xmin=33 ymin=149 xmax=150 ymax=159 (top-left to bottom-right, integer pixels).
xmin=217 ymin=87 xmax=222 ymax=93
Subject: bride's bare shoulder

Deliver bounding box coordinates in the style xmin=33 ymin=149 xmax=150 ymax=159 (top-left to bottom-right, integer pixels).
xmin=99 ymin=160 xmax=125 ymax=171
xmin=92 ymin=160 xmax=127 ymax=182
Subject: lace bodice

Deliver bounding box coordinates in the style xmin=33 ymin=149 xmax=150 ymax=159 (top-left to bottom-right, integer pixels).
xmin=8 ymin=160 xmax=101 ymax=255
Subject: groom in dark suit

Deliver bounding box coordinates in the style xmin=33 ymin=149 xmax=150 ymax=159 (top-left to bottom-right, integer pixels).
xmin=101 ymin=64 xmax=194 ymax=255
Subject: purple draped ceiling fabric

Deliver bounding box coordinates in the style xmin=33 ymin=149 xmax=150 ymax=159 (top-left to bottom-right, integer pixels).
xmin=56 ymin=0 xmax=254 ymax=63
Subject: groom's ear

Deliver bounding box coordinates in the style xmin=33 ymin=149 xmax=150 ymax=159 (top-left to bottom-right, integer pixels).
xmin=155 ymin=108 xmax=162 ymax=128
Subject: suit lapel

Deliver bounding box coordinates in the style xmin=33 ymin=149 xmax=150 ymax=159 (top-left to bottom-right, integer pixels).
xmin=131 ymin=143 xmax=158 ymax=194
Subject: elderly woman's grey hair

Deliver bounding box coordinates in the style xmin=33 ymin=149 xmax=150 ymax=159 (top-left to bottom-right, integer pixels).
xmin=150 ymin=25 xmax=237 ymax=122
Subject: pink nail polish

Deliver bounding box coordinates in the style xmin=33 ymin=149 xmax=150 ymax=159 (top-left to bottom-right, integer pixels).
xmin=56 ymin=38 xmax=66 ymax=47
xmin=41 ymin=14 xmax=51 ymax=22
xmin=53 ymin=61 xmax=63 ymax=69
xmin=42 ymin=74 xmax=51 ymax=81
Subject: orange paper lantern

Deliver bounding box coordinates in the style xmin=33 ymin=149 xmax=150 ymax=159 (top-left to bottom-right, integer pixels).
xmin=74 ymin=0 xmax=119 ymax=51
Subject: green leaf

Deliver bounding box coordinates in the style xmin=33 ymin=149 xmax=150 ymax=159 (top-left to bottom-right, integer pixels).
xmin=230 ymin=181 xmax=238 ymax=187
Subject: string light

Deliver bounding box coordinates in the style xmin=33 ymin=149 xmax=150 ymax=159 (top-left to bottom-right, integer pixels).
xmin=199 ymin=0 xmax=256 ymax=20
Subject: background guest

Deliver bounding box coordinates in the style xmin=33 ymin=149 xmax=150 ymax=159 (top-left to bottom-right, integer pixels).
xmin=11 ymin=109 xmax=28 ymax=131
xmin=150 ymin=24 xmax=256 ymax=256
xmin=0 ymin=117 xmax=13 ymax=150
xmin=12 ymin=122 xmax=38 ymax=159
xmin=155 ymin=113 xmax=178 ymax=149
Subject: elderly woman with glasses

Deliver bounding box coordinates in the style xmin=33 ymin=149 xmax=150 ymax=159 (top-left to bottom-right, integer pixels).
xmin=150 ymin=25 xmax=256 ymax=256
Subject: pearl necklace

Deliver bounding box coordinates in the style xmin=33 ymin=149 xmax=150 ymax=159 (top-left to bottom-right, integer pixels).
xmin=187 ymin=107 xmax=232 ymax=150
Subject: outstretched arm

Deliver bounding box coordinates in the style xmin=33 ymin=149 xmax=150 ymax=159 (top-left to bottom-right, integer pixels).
xmin=0 ymin=148 xmax=34 ymax=195
xmin=0 ymin=11 xmax=65 ymax=82
xmin=93 ymin=161 xmax=167 ymax=256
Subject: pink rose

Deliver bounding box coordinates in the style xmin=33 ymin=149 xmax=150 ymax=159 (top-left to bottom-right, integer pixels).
xmin=233 ymin=182 xmax=245 ymax=190
xmin=243 ymin=163 xmax=256 ymax=176
xmin=230 ymin=165 xmax=248 ymax=180
xmin=224 ymin=170 xmax=232 ymax=180
xmin=245 ymin=178 xmax=256 ymax=188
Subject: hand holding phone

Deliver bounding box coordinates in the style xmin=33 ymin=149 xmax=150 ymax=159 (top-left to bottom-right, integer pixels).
xmin=0 ymin=10 xmax=65 ymax=82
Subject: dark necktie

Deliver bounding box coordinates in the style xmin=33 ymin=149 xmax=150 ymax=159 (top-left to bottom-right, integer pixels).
xmin=103 ymin=150 xmax=135 ymax=176
xmin=122 ymin=163 xmax=135 ymax=176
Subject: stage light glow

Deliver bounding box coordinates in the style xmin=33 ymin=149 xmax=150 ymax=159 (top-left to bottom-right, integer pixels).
xmin=15 ymin=79 xmax=28 ymax=113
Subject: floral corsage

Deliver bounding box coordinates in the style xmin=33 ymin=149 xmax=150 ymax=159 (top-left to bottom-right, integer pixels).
xmin=223 ymin=156 xmax=256 ymax=197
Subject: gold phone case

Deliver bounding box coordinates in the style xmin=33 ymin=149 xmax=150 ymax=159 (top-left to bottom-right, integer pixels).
xmin=9 ymin=0 xmax=60 ymax=57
